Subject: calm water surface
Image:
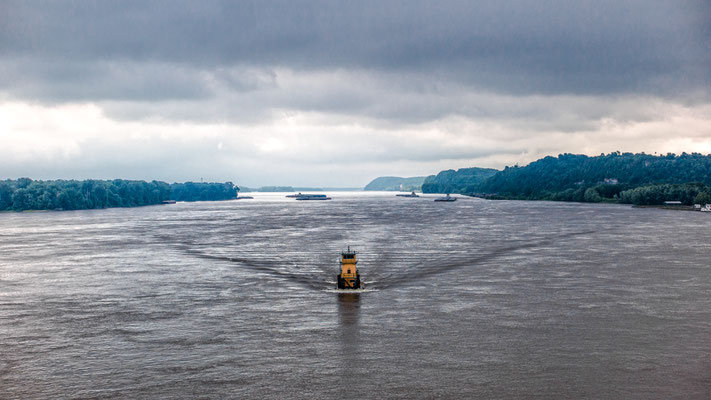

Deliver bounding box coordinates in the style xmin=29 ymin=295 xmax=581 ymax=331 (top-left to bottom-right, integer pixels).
xmin=1 ymin=192 xmax=710 ymax=399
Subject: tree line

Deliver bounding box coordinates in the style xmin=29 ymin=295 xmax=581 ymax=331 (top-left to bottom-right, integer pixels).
xmin=423 ymin=152 xmax=711 ymax=205
xmin=421 ymin=167 xmax=498 ymax=194
xmin=170 ymin=181 xmax=238 ymax=202
xmin=0 ymin=179 xmax=238 ymax=211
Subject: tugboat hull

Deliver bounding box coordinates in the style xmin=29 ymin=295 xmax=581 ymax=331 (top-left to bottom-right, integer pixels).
xmin=337 ymin=273 xmax=361 ymax=289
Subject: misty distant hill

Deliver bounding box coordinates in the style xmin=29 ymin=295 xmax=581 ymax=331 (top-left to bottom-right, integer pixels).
xmin=421 ymin=167 xmax=498 ymax=194
xmin=364 ymin=176 xmax=427 ymax=191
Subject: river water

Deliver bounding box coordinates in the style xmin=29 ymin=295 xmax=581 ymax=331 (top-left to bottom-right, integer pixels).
xmin=1 ymin=192 xmax=710 ymax=399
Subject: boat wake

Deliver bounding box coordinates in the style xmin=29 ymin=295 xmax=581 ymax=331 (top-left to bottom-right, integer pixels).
xmin=170 ymin=230 xmax=596 ymax=292
xmin=323 ymin=288 xmax=377 ymax=293
xmin=367 ymin=230 xmax=596 ymax=290
xmin=176 ymin=245 xmax=333 ymax=291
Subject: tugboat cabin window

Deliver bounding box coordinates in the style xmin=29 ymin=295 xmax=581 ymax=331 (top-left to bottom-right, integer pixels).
xmin=342 ymin=254 xmax=355 ymax=259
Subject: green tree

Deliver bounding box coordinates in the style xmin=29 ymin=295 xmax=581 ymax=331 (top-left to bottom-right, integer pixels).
xmin=11 ymin=188 xmax=30 ymax=210
xmin=584 ymin=187 xmax=602 ymax=202
xmin=0 ymin=182 xmax=13 ymax=210
xmin=693 ymin=191 xmax=711 ymax=205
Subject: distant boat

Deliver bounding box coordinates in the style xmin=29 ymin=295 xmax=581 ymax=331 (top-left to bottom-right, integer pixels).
xmin=434 ymin=194 xmax=457 ymax=202
xmin=701 ymin=204 xmax=711 ymax=212
xmin=295 ymin=194 xmax=331 ymax=200
xmin=396 ymin=191 xmax=420 ymax=198
xmin=285 ymin=192 xmax=303 ymax=198
xmin=235 ymin=196 xmax=254 ymax=200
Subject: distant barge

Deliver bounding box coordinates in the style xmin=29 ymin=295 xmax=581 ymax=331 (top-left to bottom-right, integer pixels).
xmin=295 ymin=194 xmax=331 ymax=200
xmin=434 ymin=194 xmax=457 ymax=202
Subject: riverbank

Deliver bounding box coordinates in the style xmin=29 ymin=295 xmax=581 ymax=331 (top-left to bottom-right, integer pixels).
xmin=0 ymin=179 xmax=238 ymax=212
xmin=632 ymin=204 xmax=702 ymax=212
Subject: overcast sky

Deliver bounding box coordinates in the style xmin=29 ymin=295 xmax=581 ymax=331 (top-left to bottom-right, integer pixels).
xmin=1 ymin=0 xmax=710 ymax=186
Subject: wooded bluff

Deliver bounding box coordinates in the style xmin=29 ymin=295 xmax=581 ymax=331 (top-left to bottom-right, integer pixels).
xmin=422 ymin=152 xmax=711 ymax=205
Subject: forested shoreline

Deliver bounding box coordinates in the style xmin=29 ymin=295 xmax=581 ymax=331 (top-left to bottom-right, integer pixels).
xmin=421 ymin=167 xmax=498 ymax=194
xmin=0 ymin=179 xmax=238 ymax=212
xmin=6 ymin=152 xmax=711 ymax=211
xmin=423 ymin=152 xmax=711 ymax=206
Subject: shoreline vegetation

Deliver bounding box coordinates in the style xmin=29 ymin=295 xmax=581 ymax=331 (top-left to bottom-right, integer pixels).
xmin=631 ymin=204 xmax=699 ymax=211
xmin=0 ymin=179 xmax=238 ymax=212
xmin=6 ymin=152 xmax=711 ymax=212
xmin=421 ymin=152 xmax=711 ymax=207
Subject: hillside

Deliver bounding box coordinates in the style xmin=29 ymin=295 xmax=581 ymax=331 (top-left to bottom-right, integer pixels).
xmin=476 ymin=152 xmax=711 ymax=205
xmin=421 ymin=167 xmax=498 ymax=194
xmin=364 ymin=176 xmax=426 ymax=191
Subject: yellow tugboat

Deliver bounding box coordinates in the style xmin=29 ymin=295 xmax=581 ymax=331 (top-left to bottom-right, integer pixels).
xmin=337 ymin=246 xmax=361 ymax=289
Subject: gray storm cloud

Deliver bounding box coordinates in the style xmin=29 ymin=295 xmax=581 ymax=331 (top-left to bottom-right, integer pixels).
xmin=3 ymin=0 xmax=709 ymax=98
xmin=1 ymin=0 xmax=710 ymax=185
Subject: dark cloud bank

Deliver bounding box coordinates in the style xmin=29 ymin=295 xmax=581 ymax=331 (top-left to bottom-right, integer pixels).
xmin=2 ymin=0 xmax=709 ymax=103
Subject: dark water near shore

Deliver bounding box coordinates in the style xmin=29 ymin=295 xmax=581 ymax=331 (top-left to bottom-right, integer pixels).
xmin=1 ymin=192 xmax=710 ymax=399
